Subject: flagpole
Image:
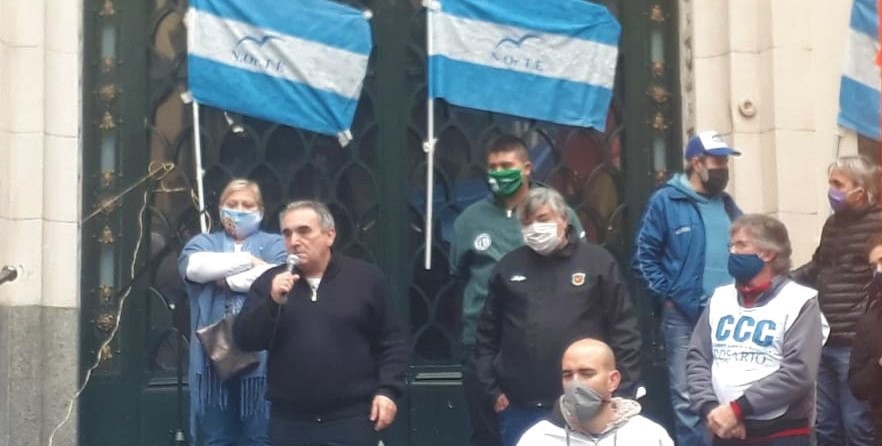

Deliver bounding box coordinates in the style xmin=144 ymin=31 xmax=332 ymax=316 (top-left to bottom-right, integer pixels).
xmin=186 ymin=7 xmax=208 ymax=234
xmin=423 ymin=0 xmax=437 ymax=270
xmin=424 ymin=111 xmax=435 ymax=270
xmin=192 ymin=100 xmax=209 ymax=234
xmin=878 ymin=0 xmax=882 ymax=210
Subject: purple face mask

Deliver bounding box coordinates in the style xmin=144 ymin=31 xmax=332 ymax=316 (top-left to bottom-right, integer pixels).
xmin=827 ymin=188 xmax=849 ymax=213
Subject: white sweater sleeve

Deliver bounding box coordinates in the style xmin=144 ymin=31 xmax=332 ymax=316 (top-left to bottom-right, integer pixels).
xmin=185 ymin=251 xmax=253 ymax=283
xmin=225 ymin=263 xmax=276 ymax=292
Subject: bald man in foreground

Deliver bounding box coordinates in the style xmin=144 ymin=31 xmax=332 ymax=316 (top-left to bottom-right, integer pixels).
xmin=516 ymin=339 xmax=672 ymax=445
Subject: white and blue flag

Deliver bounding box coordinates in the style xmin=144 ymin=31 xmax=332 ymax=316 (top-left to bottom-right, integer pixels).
xmin=839 ymin=0 xmax=880 ymax=140
xmin=427 ymin=0 xmax=621 ymax=130
xmin=187 ymin=0 xmax=372 ymax=139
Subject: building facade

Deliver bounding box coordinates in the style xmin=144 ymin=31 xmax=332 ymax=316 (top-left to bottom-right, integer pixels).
xmin=0 ymin=0 xmax=868 ymax=445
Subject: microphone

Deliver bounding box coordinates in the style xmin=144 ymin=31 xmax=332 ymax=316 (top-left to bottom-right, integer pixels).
xmin=0 ymin=266 xmax=18 ymax=286
xmin=286 ymin=254 xmax=300 ymax=275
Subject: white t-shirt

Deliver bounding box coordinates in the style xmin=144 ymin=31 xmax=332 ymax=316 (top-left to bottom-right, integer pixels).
xmin=306 ymin=277 xmax=321 ymax=301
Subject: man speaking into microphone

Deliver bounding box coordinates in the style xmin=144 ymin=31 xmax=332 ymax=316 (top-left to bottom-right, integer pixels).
xmin=234 ymin=200 xmax=409 ymax=446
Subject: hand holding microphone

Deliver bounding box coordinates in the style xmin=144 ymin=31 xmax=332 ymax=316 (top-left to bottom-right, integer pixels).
xmin=270 ymin=254 xmax=300 ymax=305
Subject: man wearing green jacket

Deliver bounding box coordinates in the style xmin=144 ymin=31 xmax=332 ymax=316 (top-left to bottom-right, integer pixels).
xmin=451 ymin=134 xmax=583 ymax=446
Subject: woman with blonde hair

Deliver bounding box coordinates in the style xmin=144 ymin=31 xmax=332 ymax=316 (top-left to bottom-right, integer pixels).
xmin=178 ymin=178 xmax=286 ymax=445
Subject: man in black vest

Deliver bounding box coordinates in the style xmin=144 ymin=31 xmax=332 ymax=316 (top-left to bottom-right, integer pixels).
xmin=793 ymin=155 xmax=881 ymax=446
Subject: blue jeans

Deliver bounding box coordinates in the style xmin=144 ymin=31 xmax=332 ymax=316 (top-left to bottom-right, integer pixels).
xmin=662 ymin=304 xmax=711 ymax=446
xmin=498 ymin=404 xmax=551 ymax=446
xmin=815 ymin=345 xmax=877 ymax=446
xmin=196 ymin=381 xmax=268 ymax=446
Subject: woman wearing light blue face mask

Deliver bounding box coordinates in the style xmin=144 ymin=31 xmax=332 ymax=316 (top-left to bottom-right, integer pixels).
xmin=178 ymin=178 xmax=287 ymax=446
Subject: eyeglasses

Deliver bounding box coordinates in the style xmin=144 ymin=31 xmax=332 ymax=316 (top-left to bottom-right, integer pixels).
xmin=728 ymin=240 xmax=754 ymax=250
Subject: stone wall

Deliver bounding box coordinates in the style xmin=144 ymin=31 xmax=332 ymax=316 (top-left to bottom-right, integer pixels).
xmin=681 ymin=0 xmax=861 ymax=265
xmin=0 ymin=0 xmax=83 ymax=445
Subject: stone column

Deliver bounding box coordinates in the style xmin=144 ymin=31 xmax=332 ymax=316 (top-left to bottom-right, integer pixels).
xmin=0 ymin=0 xmax=83 ymax=445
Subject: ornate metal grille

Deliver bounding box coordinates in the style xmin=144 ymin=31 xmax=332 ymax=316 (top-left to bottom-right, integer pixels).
xmin=142 ymin=0 xmax=630 ymax=372
xmin=144 ymin=0 xmax=385 ymax=371
xmin=82 ymin=0 xmax=682 ymax=443
xmin=402 ymin=2 xmax=628 ymax=365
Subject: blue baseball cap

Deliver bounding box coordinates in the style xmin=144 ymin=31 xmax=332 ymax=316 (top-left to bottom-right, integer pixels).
xmin=684 ymin=131 xmax=742 ymax=159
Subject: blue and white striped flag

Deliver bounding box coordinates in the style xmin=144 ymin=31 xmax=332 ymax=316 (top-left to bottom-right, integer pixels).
xmin=839 ymin=0 xmax=880 ymax=140
xmin=187 ymin=0 xmax=372 ymax=140
xmin=428 ymin=0 xmax=620 ymax=130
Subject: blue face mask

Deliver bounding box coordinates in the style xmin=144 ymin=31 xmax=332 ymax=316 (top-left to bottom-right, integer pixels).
xmin=220 ymin=208 xmax=262 ymax=239
xmin=728 ymin=253 xmax=765 ymax=283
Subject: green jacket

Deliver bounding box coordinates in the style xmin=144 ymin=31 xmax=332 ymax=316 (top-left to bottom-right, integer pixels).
xmin=451 ymin=193 xmax=584 ymax=345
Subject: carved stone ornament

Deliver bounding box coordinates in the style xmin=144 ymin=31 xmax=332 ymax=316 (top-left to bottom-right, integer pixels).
xmin=655 ymin=169 xmax=669 ymax=185
xmin=98 ymin=285 xmax=114 ymax=301
xmin=98 ymin=0 xmax=115 ymax=17
xmin=651 ymin=112 xmax=669 ymax=131
xmin=650 ymin=4 xmax=665 ymax=23
xmin=651 ymin=61 xmax=665 ymax=77
xmin=98 ymin=84 xmax=118 ymax=103
xmin=648 ymin=85 xmax=671 ymax=104
xmin=99 ymin=344 xmax=114 ymax=361
xmin=102 ymin=57 xmax=115 ymax=74
xmin=96 ymin=313 xmax=116 ymax=332
xmin=97 ymin=226 xmax=116 ymax=244
xmin=99 ymin=111 xmax=116 ymax=130
xmin=100 ymin=171 xmax=116 ymax=188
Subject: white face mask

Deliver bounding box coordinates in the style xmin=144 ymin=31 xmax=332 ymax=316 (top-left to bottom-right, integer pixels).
xmin=522 ymin=222 xmax=560 ymax=256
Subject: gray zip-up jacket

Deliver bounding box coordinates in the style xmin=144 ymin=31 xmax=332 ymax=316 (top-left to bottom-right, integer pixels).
xmin=686 ymin=277 xmax=823 ymax=438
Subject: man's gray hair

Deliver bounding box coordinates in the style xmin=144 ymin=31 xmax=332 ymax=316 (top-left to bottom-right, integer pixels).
xmin=829 ymin=155 xmax=881 ymax=203
xmin=279 ymin=200 xmax=336 ymax=230
xmin=731 ymin=214 xmax=792 ymax=274
xmin=517 ymin=187 xmax=567 ymax=222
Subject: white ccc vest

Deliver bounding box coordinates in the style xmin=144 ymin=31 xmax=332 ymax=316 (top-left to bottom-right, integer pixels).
xmin=706 ymin=281 xmax=817 ymax=420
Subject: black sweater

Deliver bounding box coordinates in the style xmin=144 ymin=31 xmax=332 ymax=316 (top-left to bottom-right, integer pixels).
xmin=234 ymin=254 xmax=409 ymax=419
xmin=475 ymin=231 xmax=642 ymax=406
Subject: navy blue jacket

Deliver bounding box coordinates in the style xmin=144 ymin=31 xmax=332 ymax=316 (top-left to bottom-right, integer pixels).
xmin=631 ymin=175 xmax=741 ymax=322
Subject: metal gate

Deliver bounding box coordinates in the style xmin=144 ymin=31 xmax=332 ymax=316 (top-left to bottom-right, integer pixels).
xmin=80 ymin=0 xmax=681 ymax=444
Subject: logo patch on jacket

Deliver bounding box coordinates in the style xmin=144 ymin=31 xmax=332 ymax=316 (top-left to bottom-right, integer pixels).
xmin=510 ymin=275 xmax=527 ymax=282
xmin=474 ymin=233 xmax=492 ymax=251
xmin=571 ymin=272 xmax=586 ymax=287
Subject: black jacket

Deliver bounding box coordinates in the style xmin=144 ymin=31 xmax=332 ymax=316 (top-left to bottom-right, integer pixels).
xmin=234 ymin=254 xmax=409 ymax=419
xmin=792 ymin=204 xmax=882 ymax=345
xmin=475 ymin=231 xmax=642 ymax=407
xmin=848 ymin=279 xmax=882 ymax=438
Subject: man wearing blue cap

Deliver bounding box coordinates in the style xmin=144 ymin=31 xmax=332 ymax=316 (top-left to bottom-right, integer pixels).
xmin=631 ymin=130 xmax=742 ymax=446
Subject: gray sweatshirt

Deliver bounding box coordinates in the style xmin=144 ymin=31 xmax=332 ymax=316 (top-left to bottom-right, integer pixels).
xmin=686 ymin=276 xmax=823 ymax=437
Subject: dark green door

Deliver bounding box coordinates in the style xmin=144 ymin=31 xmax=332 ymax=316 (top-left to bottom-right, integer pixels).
xmin=80 ymin=0 xmax=681 ymax=445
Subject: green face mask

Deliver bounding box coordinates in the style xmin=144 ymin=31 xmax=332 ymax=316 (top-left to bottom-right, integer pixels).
xmin=488 ymin=168 xmax=524 ymax=197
